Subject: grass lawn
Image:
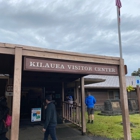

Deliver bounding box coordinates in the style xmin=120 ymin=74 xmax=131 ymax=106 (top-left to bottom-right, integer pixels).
xmin=86 ymin=111 xmax=140 ymax=140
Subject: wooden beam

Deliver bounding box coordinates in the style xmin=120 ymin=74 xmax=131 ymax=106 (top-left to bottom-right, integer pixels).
xmin=119 ymin=59 xmax=131 ymax=140
xmin=0 ymin=42 xmax=120 ymax=64
xmin=22 ymin=50 xmax=119 ymax=65
xmin=80 ymin=77 xmax=86 ymax=135
xmin=11 ymin=47 xmax=22 ymax=140
xmin=0 ymin=47 xmax=14 ymax=55
xmin=75 ymin=83 xmax=80 ymax=124
xmin=0 ymin=76 xmax=9 ymax=79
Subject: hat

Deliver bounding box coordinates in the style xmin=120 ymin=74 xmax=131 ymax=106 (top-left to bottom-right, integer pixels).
xmin=45 ymin=95 xmax=52 ymax=101
xmin=69 ymin=96 xmax=73 ymax=101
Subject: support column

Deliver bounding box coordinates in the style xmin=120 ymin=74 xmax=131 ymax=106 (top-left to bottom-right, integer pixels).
xmin=11 ymin=47 xmax=22 ymax=140
xmin=136 ymin=85 xmax=140 ymax=113
xmin=80 ymin=77 xmax=86 ymax=135
xmin=74 ymin=88 xmax=76 ymax=101
xmin=75 ymin=81 xmax=80 ymax=105
xmin=75 ymin=82 xmax=80 ymax=123
xmin=62 ymin=82 xmax=65 ymax=119
xmin=75 ymin=83 xmax=79 ymax=105
xmin=6 ymin=78 xmax=13 ymax=139
xmin=7 ymin=78 xmax=13 ymax=114
xmin=119 ymin=59 xmax=131 ymax=140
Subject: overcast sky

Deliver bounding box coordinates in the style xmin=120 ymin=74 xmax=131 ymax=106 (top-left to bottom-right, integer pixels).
xmin=0 ymin=0 xmax=140 ymax=75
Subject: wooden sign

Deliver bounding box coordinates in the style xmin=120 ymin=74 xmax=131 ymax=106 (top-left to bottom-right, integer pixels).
xmin=24 ymin=57 xmax=119 ymax=75
xmin=6 ymin=85 xmax=13 ymax=92
xmin=5 ymin=85 xmax=13 ymax=96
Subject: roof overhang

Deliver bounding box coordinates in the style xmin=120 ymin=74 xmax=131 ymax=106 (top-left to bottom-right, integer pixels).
xmin=67 ymin=77 xmax=105 ymax=88
xmin=0 ymin=42 xmax=120 ymax=65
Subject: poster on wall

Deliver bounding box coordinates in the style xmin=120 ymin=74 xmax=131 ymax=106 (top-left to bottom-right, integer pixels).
xmin=5 ymin=85 xmax=13 ymax=96
xmin=31 ymin=108 xmax=41 ymax=122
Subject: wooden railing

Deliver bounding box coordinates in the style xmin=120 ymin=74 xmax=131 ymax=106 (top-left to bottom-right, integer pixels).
xmin=62 ymin=101 xmax=82 ymax=127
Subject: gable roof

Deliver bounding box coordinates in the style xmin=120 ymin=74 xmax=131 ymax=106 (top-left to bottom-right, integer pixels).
xmin=84 ymin=75 xmax=137 ymax=88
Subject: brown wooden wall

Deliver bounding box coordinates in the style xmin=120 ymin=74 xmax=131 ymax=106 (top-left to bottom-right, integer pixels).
xmin=85 ymin=88 xmax=138 ymax=106
xmin=85 ymin=89 xmax=108 ymax=105
xmin=127 ymin=91 xmax=137 ymax=99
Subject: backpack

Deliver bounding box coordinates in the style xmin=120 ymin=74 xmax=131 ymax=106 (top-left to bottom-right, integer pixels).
xmin=5 ymin=115 xmax=12 ymax=127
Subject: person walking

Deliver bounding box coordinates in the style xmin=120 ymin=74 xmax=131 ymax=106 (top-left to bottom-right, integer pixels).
xmin=85 ymin=93 xmax=96 ymax=124
xmin=43 ymin=95 xmax=58 ymax=140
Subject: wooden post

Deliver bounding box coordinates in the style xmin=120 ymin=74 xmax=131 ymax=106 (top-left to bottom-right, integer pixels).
xmin=80 ymin=77 xmax=86 ymax=135
xmin=119 ymin=59 xmax=131 ymax=140
xmin=11 ymin=47 xmax=22 ymax=140
xmin=74 ymin=87 xmax=76 ymax=101
xmin=136 ymin=85 xmax=140 ymax=113
xmin=7 ymin=78 xmax=13 ymax=115
xmin=75 ymin=83 xmax=79 ymax=124
xmin=62 ymin=82 xmax=65 ymax=120
xmin=79 ymin=84 xmax=82 ymax=126
xmin=6 ymin=78 xmax=13 ymax=139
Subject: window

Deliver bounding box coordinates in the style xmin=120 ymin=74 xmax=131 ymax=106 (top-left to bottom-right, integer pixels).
xmin=114 ymin=91 xmax=120 ymax=99
xmin=108 ymin=90 xmax=120 ymax=99
xmin=108 ymin=91 xmax=114 ymax=99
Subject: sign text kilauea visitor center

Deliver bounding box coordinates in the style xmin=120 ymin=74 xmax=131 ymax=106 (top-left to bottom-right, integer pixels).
xmin=24 ymin=57 xmax=118 ymax=75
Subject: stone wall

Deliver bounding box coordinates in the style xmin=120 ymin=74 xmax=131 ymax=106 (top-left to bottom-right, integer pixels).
xmin=94 ymin=104 xmax=104 ymax=111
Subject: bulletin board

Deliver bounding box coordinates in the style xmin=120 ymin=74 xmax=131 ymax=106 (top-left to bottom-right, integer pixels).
xmin=31 ymin=108 xmax=41 ymax=122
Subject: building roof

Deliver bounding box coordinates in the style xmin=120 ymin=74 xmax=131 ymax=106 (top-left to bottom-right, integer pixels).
xmin=0 ymin=42 xmax=120 ymax=64
xmin=67 ymin=77 xmax=105 ymax=88
xmin=84 ymin=75 xmax=138 ymax=88
xmin=0 ymin=74 xmax=9 ymax=79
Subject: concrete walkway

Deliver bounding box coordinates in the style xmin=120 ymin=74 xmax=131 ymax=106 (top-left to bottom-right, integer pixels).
xmin=19 ymin=123 xmax=111 ymax=140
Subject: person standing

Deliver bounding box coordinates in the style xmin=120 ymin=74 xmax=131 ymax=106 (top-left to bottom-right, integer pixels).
xmin=68 ymin=96 xmax=73 ymax=105
xmin=0 ymin=97 xmax=9 ymax=140
xmin=85 ymin=93 xmax=96 ymax=124
xmin=43 ymin=95 xmax=57 ymax=140
xmin=68 ymin=95 xmax=73 ymax=117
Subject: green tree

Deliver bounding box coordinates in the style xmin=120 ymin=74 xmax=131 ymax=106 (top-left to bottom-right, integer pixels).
xmin=131 ymin=68 xmax=140 ymax=76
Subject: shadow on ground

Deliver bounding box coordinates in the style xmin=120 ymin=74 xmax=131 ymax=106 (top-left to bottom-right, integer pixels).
xmin=19 ymin=123 xmax=111 ymax=140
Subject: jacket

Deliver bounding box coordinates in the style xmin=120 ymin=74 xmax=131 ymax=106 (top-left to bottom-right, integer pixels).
xmin=85 ymin=95 xmax=96 ymax=108
xmin=44 ymin=102 xmax=57 ymax=129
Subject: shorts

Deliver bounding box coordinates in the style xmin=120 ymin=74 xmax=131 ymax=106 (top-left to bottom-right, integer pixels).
xmin=87 ymin=108 xmax=94 ymax=115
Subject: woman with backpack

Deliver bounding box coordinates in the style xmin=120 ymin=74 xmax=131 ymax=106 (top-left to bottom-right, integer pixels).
xmin=0 ymin=96 xmax=9 ymax=140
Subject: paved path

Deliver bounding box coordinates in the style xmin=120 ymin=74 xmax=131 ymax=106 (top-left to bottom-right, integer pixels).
xmin=19 ymin=123 xmax=111 ymax=140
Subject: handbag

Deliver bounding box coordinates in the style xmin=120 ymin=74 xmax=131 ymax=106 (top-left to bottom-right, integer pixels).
xmin=4 ymin=114 xmax=12 ymax=127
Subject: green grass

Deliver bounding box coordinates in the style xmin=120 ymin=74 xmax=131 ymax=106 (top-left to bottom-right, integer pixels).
xmin=86 ymin=111 xmax=140 ymax=140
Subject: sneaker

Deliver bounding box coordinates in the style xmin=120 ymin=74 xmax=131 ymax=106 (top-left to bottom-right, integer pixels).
xmin=91 ymin=120 xmax=94 ymax=124
xmin=87 ymin=120 xmax=90 ymax=123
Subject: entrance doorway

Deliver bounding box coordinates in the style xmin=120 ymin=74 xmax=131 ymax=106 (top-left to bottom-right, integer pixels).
xmin=20 ymin=87 xmax=43 ymax=120
xmin=20 ymin=70 xmax=85 ymax=127
xmin=20 ymin=86 xmax=64 ymax=124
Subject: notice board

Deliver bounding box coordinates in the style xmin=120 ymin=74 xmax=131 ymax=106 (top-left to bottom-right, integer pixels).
xmin=31 ymin=108 xmax=41 ymax=122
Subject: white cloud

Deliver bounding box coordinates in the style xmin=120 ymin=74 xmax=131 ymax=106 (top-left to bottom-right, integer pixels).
xmin=0 ymin=0 xmax=140 ymax=75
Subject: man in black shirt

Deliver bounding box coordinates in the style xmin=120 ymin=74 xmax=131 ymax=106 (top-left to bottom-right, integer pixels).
xmin=43 ymin=95 xmax=57 ymax=140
